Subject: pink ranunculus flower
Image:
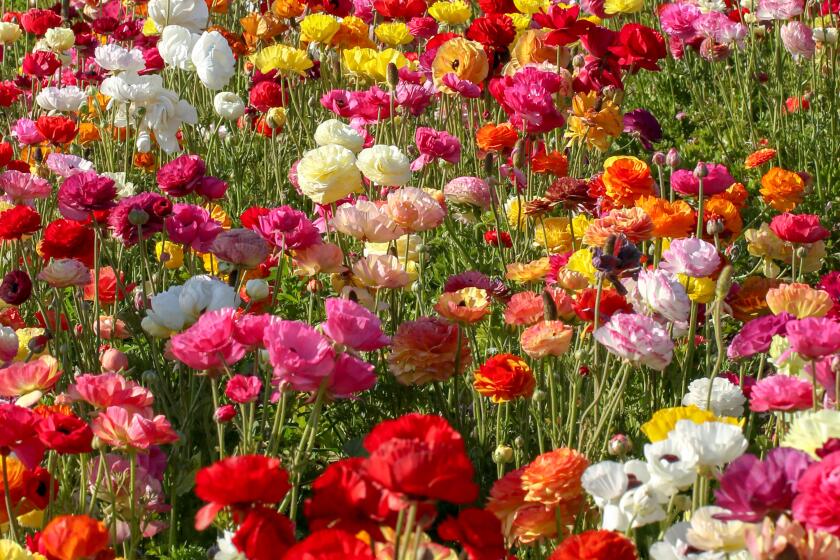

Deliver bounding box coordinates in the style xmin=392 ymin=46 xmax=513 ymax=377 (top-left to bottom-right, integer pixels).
xmin=441 ymin=73 xmax=482 ymax=98
xmin=658 ymin=2 xmax=702 ymax=41
xmin=45 ymin=153 xmax=95 ymax=178
xmin=395 ymin=83 xmax=434 ymax=117
xmin=67 ymin=372 xmax=155 ymax=414
xmin=593 ymin=312 xmax=674 ymax=370
xmin=255 ymin=205 xmax=322 ymax=251
xmin=756 ymin=0 xmax=803 ymax=20
xmin=630 ymin=268 xmax=690 ymax=323
xmin=749 ymin=374 xmax=814 ymax=412
xmin=0 ymin=326 xmax=18 ymax=363
xmin=411 ymin=127 xmax=462 ymax=171
xmin=385 ymin=187 xmax=446 ymax=233
xmin=165 ymin=203 xmax=223 ymax=253
xmin=659 ymin=237 xmax=721 ymax=277
xmin=0 ymin=170 xmax=52 ymax=204
xmin=407 ymin=16 xmax=438 ymax=39
xmin=0 ymin=355 xmax=62 ymax=407
xmin=443 ymin=177 xmax=493 ymax=211
xmin=38 ymin=258 xmax=91 ymax=288
xmin=792 ymin=450 xmax=840 ymax=536
xmin=263 ymin=320 xmax=336 ymax=392
xmin=780 ymin=21 xmax=816 ymax=60
xmin=504 ymin=291 xmax=544 ymax=327
xmin=670 ymin=163 xmax=735 ymax=196
xmin=501 ymin=67 xmax=566 ymax=134
xmin=329 ymin=353 xmax=377 ymax=398
xmin=0 ymin=403 xmax=45 ymax=469
xmin=156 ymin=154 xmax=206 ymax=197
xmin=170 ymin=308 xmax=248 ymax=371
xmin=224 ymin=374 xmax=262 ymax=404
xmin=11 ymin=118 xmax=46 ymax=145
xmin=57 ymin=171 xmax=117 ymax=220
xmin=785 ymin=317 xmax=840 ymax=359
xmin=210 ymin=228 xmax=271 ymax=268
xmin=91 ymin=406 xmax=179 ymax=450
xmin=233 ymin=313 xmax=276 ymax=348
xmin=321 ymin=297 xmax=390 ymax=352
xmin=332 ymin=200 xmax=405 ymax=243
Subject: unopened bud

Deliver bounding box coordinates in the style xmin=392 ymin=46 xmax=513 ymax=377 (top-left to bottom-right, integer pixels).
xmin=706 ymin=219 xmax=725 ymax=236
xmin=386 ymin=62 xmax=399 ymax=89
xmin=307 ymin=278 xmax=323 ymax=293
xmin=514 ymin=436 xmax=525 ymax=449
xmin=572 ymin=54 xmax=585 ymax=68
xmin=543 ymin=290 xmax=558 ymax=321
xmin=608 ymin=434 xmax=632 ymax=457
xmin=694 ymin=162 xmax=709 ymax=179
xmin=795 ymin=246 xmax=808 ymax=258
xmin=493 ymin=445 xmax=514 ymax=464
xmin=141 ymin=369 xmax=158 ymax=384
xmin=128 ymin=208 xmax=149 ymax=226
xmin=714 ymin=265 xmax=733 ymax=302
xmin=28 ymin=334 xmax=49 ymax=355
xmin=483 ymin=153 xmax=495 ymax=177
xmin=652 ymin=151 xmax=666 ymax=166
xmin=265 ymin=107 xmax=287 ymax=129
xmin=245 ymin=279 xmax=270 ymax=301
xmin=665 ymin=148 xmax=680 ymax=168
xmin=214 ymin=404 xmax=236 ymax=423
xmin=532 ymin=389 xmax=547 ymax=403
xmin=513 ymin=139 xmax=527 ymax=169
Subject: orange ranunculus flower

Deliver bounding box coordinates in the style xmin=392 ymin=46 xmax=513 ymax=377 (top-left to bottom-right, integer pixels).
xmin=510 ymin=503 xmax=565 ymax=544
xmin=532 ymin=150 xmax=568 ymax=176
xmin=476 ymin=123 xmax=518 ymax=153
xmin=506 ymin=257 xmax=551 ymax=283
xmin=41 ymin=515 xmax=109 ymax=560
xmin=240 ymin=12 xmax=287 ymax=47
xmin=728 ymin=276 xmax=780 ymax=322
xmin=110 ymin=126 xmax=128 ymax=142
xmin=716 ymin=182 xmax=749 ymax=209
xmin=766 ymin=283 xmax=833 ymax=319
xmin=634 ymin=195 xmax=695 ymax=239
xmin=505 ymin=29 xmax=567 ymax=75
xmin=601 ymin=156 xmax=655 ymax=208
xmin=87 ymin=93 xmax=110 ymax=116
xmin=474 ymin=353 xmax=536 ymax=403
xmin=744 ymin=148 xmax=777 ymax=169
xmin=760 ymin=167 xmax=805 ymax=212
xmin=209 ymin=26 xmax=250 ymax=57
xmin=331 ymin=15 xmax=374 ymax=49
xmin=432 ymin=37 xmax=489 ymax=93
xmin=134 ymin=152 xmax=156 ymax=172
xmin=521 ymin=448 xmax=589 ymax=506
xmin=435 ymin=287 xmax=491 ymax=324
xmin=520 ymin=320 xmax=573 ymax=359
xmin=272 ymin=0 xmax=306 ymax=18
xmin=388 ymin=316 xmax=472 ymax=385
xmin=206 ymin=0 xmax=230 ymax=13
xmin=582 ymin=207 xmax=654 ymax=247
xmin=76 ymin=122 xmax=100 ymax=144
xmin=704 ymin=196 xmax=743 ymax=240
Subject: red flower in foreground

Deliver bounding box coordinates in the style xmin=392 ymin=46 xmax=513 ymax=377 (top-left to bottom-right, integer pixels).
xmin=609 ymin=23 xmax=666 ymax=72
xmin=284 ymin=529 xmax=374 ymax=560
xmin=573 ymin=288 xmax=633 ymax=324
xmin=769 ymin=213 xmax=830 ymax=244
xmin=362 ymin=413 xmax=479 ymax=504
xmin=231 ymin=505 xmax=296 ymax=560
xmin=549 ymin=530 xmax=638 ymax=560
xmin=0 ymin=205 xmax=41 ymax=240
xmin=438 ymin=508 xmax=510 ymax=560
xmin=21 ymin=51 xmax=61 ymax=78
xmin=40 ymin=219 xmax=95 ymax=266
xmin=194 ymin=455 xmax=291 ymax=530
xmin=36 ymin=115 xmax=78 ymax=145
xmin=37 ymin=514 xmax=110 ymax=560
xmin=36 ymin=412 xmax=93 ymax=455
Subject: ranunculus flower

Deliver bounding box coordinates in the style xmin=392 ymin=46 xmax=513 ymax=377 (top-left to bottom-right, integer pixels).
xmin=356 ymin=145 xmax=412 ymax=187
xmin=410 ymin=127 xmax=461 ymax=171
xmin=158 ymin=25 xmax=200 ymax=70
xmin=190 ymin=30 xmax=236 ymax=90
xmin=157 ymin=154 xmax=206 ymax=197
xmin=322 ymin=297 xmax=389 ymax=352
xmin=57 ymin=172 xmax=117 ymax=220
xmin=313 ymin=119 xmax=365 ymax=153
xmin=147 ymin=0 xmax=209 ymax=33
xmin=165 ymin=203 xmax=223 ymax=252
xmin=793 ymin=450 xmax=840 ymax=536
xmin=263 ymin=320 xmax=336 ymax=392
xmin=727 ymin=312 xmax=793 ymax=359
xmin=474 ymin=354 xmax=536 ymax=403
xmin=785 ymin=317 xmax=840 ymax=359
xmin=94 ymin=43 xmax=146 ymax=72
xmin=170 ymin=308 xmax=248 ymax=371
xmin=225 ymin=375 xmax=263 ymax=404
xmin=670 ymin=163 xmax=735 ymax=196
xmin=0 ymin=355 xmax=61 ymax=406
xmin=90 ymin=406 xmax=178 ymax=450
xmin=750 ymin=374 xmax=813 ymax=412
xmin=659 ymin=237 xmax=720 ymax=277
xmin=39 ymin=515 xmax=109 ymax=560
xmin=213 ymin=91 xmax=245 ymax=120
xmin=594 ymin=312 xmax=674 ymax=370
xmin=769 ymin=213 xmax=830 ymax=244
xmin=210 ymin=228 xmax=271 ymax=268
xmin=296 ymin=144 xmax=363 ymax=204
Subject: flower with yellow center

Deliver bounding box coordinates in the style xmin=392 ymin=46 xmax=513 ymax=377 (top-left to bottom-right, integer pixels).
xmin=641 ymin=406 xmax=741 ymax=442
xmin=513 ymin=0 xmax=549 ymax=14
xmin=375 ymin=22 xmax=414 ymax=46
xmin=428 ymin=0 xmax=472 ymax=24
xmin=506 ymin=257 xmax=551 ymax=283
xmin=604 ymin=0 xmax=643 ymax=14
xmin=155 ymin=241 xmax=185 ymax=270
xmin=678 ymin=274 xmax=715 ymax=304
xmin=14 ymin=328 xmax=46 ymax=361
xmin=565 ymin=248 xmax=597 ymax=285
xmin=365 ymin=234 xmax=420 ymax=266
xmin=435 ymin=288 xmax=491 ymax=324
xmin=431 ymin=37 xmax=489 ymax=93
xmin=300 ymin=13 xmax=341 ymax=43
xmin=250 ymin=44 xmax=313 ymax=75
xmin=766 ymin=283 xmax=833 ymax=318
xmin=565 ymin=91 xmax=623 ymax=152
xmin=504 ymin=196 xmax=528 ymax=230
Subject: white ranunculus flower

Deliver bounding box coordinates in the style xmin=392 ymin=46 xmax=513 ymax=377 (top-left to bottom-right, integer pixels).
xmin=0 ymin=22 xmax=22 ymax=44
xmin=138 ymin=88 xmax=198 ymax=154
xmin=686 ymin=506 xmax=749 ymax=554
xmin=142 ymin=276 xmax=238 ymax=337
xmin=213 ymin=92 xmax=245 ymax=120
xmin=100 ymin=72 xmax=164 ymax=105
xmin=190 ymin=31 xmax=236 ymax=90
xmin=314 ymin=119 xmax=365 ymax=153
xmin=681 ymin=377 xmax=746 ymax=417
xmin=101 ymin=172 xmax=136 ymax=198
xmin=94 ymin=44 xmax=146 ymax=73
xmin=644 ymin=437 xmax=698 ymax=493
xmin=36 ymin=86 xmax=86 ymax=112
xmin=650 ymin=522 xmax=692 ymax=560
xmin=356 ymin=144 xmax=412 ymax=186
xmin=148 ymin=0 xmax=209 ymax=33
xmin=671 ymin=420 xmax=747 ymax=468
xmin=214 ymin=531 xmax=246 ymax=560
xmin=135 ymin=130 xmax=153 ymax=154
xmin=616 ymin=484 xmax=668 ymax=530
xmin=44 ymin=27 xmax=75 ymax=52
xmin=296 ymin=144 xmax=363 ymax=204
xmin=158 ymin=25 xmax=200 ymax=71
xmin=582 ymin=461 xmax=630 ymax=508
xmin=142 ymin=286 xmax=187 ymax=337
xmin=814 ymin=27 xmax=838 ymax=45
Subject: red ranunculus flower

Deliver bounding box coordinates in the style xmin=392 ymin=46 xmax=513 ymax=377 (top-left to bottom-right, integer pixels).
xmin=40 ymin=219 xmax=96 ymax=266
xmin=284 ymin=529 xmax=374 ymax=560
xmin=484 ymin=229 xmax=512 ymax=248
xmin=21 ymin=51 xmax=61 ymax=78
xmin=532 ymin=5 xmax=593 ymax=46
xmin=372 ymin=0 xmax=427 ymax=19
xmin=477 ymin=0 xmax=516 ymax=13
xmin=231 ymin=506 xmax=296 ymax=560
xmin=0 ymin=403 xmax=45 ymax=469
xmin=473 ymin=354 xmax=536 ymax=403
xmin=0 ymin=141 xmax=13 ymax=167
xmin=769 ymin=212 xmax=830 ymax=244
xmin=20 ymin=8 xmax=62 ymax=36
xmin=36 ymin=115 xmax=78 ymax=145
xmin=22 ymin=466 xmax=57 ymax=510
xmin=82 ymin=266 xmax=134 ymax=305
xmin=194 ymin=455 xmax=291 ymax=530
xmin=438 ymin=508 xmax=510 ymax=560
xmin=362 ymin=413 xmax=479 ymax=504
xmin=549 ymin=530 xmax=638 ymax=560
xmin=241 ymin=206 xmax=270 ymax=230
xmin=608 ymin=23 xmax=667 ymax=72
xmin=156 ymin=154 xmax=206 ymax=197
xmin=0 ymin=82 xmax=23 ymax=108
xmin=36 ymin=412 xmax=93 ymax=455
xmin=249 ymin=81 xmax=287 ymax=113
xmin=0 ymin=205 xmax=41 ymax=240
xmin=466 ymin=14 xmax=516 ymax=52
xmin=573 ymin=288 xmax=633 ymax=324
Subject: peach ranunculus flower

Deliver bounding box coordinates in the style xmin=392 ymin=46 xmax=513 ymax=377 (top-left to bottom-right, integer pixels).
xmin=40 ymin=515 xmax=109 ymax=560
xmin=504 ymin=291 xmax=545 ymax=326
xmin=506 ymin=257 xmax=552 ymax=283
xmin=520 ymin=320 xmax=573 ymax=359
xmin=635 ymin=195 xmax=695 ymax=239
xmin=582 ymin=207 xmax=654 ymax=247
xmin=432 ymin=37 xmax=489 ymax=93
xmin=351 ymin=254 xmax=411 ymax=289
xmin=90 ymin=405 xmax=179 ymax=450
xmin=0 ymin=355 xmax=61 ymax=407
xmin=434 ymin=287 xmax=491 ymax=324
xmin=565 ymin=91 xmax=623 ymax=152
xmin=745 ymin=223 xmax=825 ymax=276
xmin=333 ymin=200 xmax=405 ymax=243
xmin=292 ymin=242 xmax=346 ymax=276
xmin=521 ymin=447 xmax=589 ymax=506
xmin=759 ymin=167 xmax=805 ymax=212
xmin=744 ymin=148 xmax=777 ymax=169
xmin=384 ymin=187 xmax=446 ymax=232
xmin=745 ymin=514 xmax=840 ymax=559
xmin=601 ymin=156 xmax=656 ymax=208
xmin=387 ymin=316 xmax=472 ymax=385
xmin=37 ymin=258 xmax=90 ymax=288
xmin=766 ymin=283 xmax=833 ymax=318
xmin=504 ymin=29 xmax=569 ymax=75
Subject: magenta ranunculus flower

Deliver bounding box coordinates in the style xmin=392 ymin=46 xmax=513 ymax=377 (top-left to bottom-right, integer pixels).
xmin=593 ymin=312 xmax=674 ymax=370
xmin=769 ymin=213 xmax=830 ymax=244
xmin=156 ymin=154 xmax=206 ymax=197
xmin=785 ymin=317 xmax=840 ymax=359
xmin=233 ymin=313 xmax=276 ymax=348
xmin=109 ymin=192 xmax=172 ymax=246
xmin=11 ymin=118 xmax=46 ymax=145
xmin=255 ymin=205 xmax=322 ymax=251
xmin=500 ymin=68 xmax=566 ymax=134
xmin=749 ymin=374 xmax=814 ymax=412
xmin=727 ymin=312 xmax=794 ymax=360
xmin=225 ymin=374 xmax=263 ymax=404
xmin=659 ymin=237 xmax=720 ymax=278
xmin=57 ymin=171 xmax=117 ymax=220
xmin=658 ymin=2 xmax=702 ymax=41
xmin=395 ymin=83 xmax=434 ymax=117
xmin=321 ymin=297 xmax=390 ymax=352
xmin=329 ymin=353 xmax=377 ymax=398
xmin=441 ymin=73 xmax=482 ymax=98
xmin=170 ymin=308 xmax=248 ymax=371
xmin=670 ymin=163 xmax=734 ymax=196
xmin=195 ymin=176 xmax=228 ymax=200
xmin=411 ymin=127 xmax=462 ymax=171
xmin=715 ymin=447 xmax=812 ymax=522
xmin=793 ymin=450 xmax=840 ymax=536
xmin=165 ymin=203 xmax=223 ymax=253
xmin=264 ymin=320 xmax=336 ymax=392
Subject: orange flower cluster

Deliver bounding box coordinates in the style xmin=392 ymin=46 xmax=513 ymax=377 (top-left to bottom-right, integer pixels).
xmin=476 ymin=123 xmax=518 ymax=153
xmin=601 ymin=156 xmax=655 ymax=208
xmin=760 ymin=167 xmax=805 ymax=211
xmin=634 ymin=196 xmax=695 ymax=238
xmin=473 ymin=354 xmax=536 ymax=403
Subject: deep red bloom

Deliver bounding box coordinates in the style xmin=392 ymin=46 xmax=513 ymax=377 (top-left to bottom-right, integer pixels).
xmin=0 ymin=82 xmax=23 ymax=107
xmin=608 ymin=23 xmax=667 ymax=72
xmin=373 ymin=0 xmax=427 ymax=19
xmin=438 ymin=508 xmax=510 ymax=560
xmin=581 ymin=25 xmax=619 ymax=58
xmin=231 ymin=506 xmax=296 ymax=560
xmin=0 ymin=142 xmax=13 ymax=167
xmin=362 ymin=413 xmax=479 ymax=504
xmin=21 ymin=51 xmax=61 ymax=78
xmin=769 ymin=213 xmax=830 ymax=244
xmin=40 ymin=219 xmax=96 ymax=266
xmin=36 ymin=115 xmax=78 ymax=145
xmin=477 ymin=0 xmax=516 ymax=13
xmin=466 ymin=14 xmax=516 ymax=52
xmin=284 ymin=529 xmax=374 ymax=560
xmin=156 ymin=154 xmax=206 ymax=198
xmin=36 ymin=310 xmax=70 ymax=332
xmin=549 ymin=530 xmax=638 ymax=560
xmin=0 ymin=403 xmax=45 ymax=469
xmin=82 ymin=266 xmax=134 ymax=305
xmin=36 ymin=412 xmax=93 ymax=455
xmin=0 ymin=205 xmax=41 ymax=240
xmin=573 ymin=288 xmax=633 ymax=324
xmin=249 ymin=81 xmax=287 ymax=113
xmin=194 ymin=455 xmax=291 ymax=530
xmin=532 ymin=5 xmax=594 ymax=46
xmin=20 ymin=8 xmax=62 ymax=36
xmin=0 ymin=270 xmax=33 ymax=305
xmin=21 ymin=466 xmax=57 ymax=510
xmin=484 ymin=229 xmax=512 ymax=248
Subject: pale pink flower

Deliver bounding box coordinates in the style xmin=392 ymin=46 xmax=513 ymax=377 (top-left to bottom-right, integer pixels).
xmin=750 ymin=374 xmax=813 ymax=412
xmin=594 ymin=312 xmax=674 ymax=370
xmin=0 ymin=355 xmax=61 ymax=407
xmin=45 ymin=153 xmax=95 ymax=178
xmin=410 ymin=127 xmax=462 ymax=171
xmin=0 ymin=170 xmax=52 ymax=204
xmin=504 ymin=292 xmax=544 ymax=327
xmin=169 ymin=308 xmax=248 ymax=371
xmin=629 ymin=268 xmax=690 ymax=323
xmin=660 ymin=237 xmax=720 ymax=277
xmin=38 ymin=258 xmax=90 ymax=288
xmin=67 ymin=372 xmax=155 ymax=414
xmin=443 ymin=177 xmax=492 ymax=210
xmin=91 ymin=406 xmax=178 ymax=450
xmin=385 ymin=187 xmax=445 ymax=232
xmin=332 ymin=200 xmax=405 ymax=243
xmin=224 ymin=375 xmax=262 ymax=404
xmin=292 ymin=242 xmax=346 ymax=276
xmin=351 ymin=254 xmax=411 ymax=289
xmin=263 ymin=320 xmax=336 ymax=392
xmin=780 ymin=21 xmax=815 ymax=59
xmin=520 ymin=321 xmax=573 ymax=359
xmin=756 ymin=0 xmax=803 ymax=20
xmin=210 ymin=228 xmax=271 ymax=268
xmin=321 ymin=297 xmax=390 ymax=352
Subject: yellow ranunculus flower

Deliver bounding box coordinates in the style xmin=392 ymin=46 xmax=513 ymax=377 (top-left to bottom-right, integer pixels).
xmin=604 ymin=0 xmax=643 ymax=14
xmin=250 ymin=44 xmax=313 ymax=75
xmin=534 ymin=217 xmax=573 ymax=254
xmin=209 ymin=204 xmax=232 ymax=229
xmin=156 ymin=241 xmax=185 ymax=270
xmin=428 ymin=0 xmax=472 ymax=24
xmin=513 ymin=0 xmax=548 ymax=14
xmin=375 ymin=22 xmax=414 ymax=46
xmin=783 ymin=409 xmax=840 ymax=458
xmin=142 ymin=18 xmax=160 ymax=36
xmin=343 ymin=47 xmax=409 ymax=82
xmin=365 ymin=234 xmax=421 ymax=265
xmin=642 ymin=406 xmax=742 ymax=442
xmin=506 ymin=12 xmax=532 ymax=31
xmin=504 ymin=197 xmax=527 ymax=230
xmin=566 ymin=248 xmax=597 ymax=285
xmin=300 ymin=13 xmax=341 ymax=43
xmin=15 ymin=328 xmax=46 ymax=361
xmin=678 ymin=274 xmax=715 ymax=304
xmin=0 ymin=539 xmax=45 ymax=560
xmin=266 ymin=106 xmax=288 ymax=129
xmin=566 ymin=91 xmax=623 ymax=152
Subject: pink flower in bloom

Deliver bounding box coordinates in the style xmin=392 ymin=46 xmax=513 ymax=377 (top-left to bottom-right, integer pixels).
xmin=67 ymin=372 xmax=155 ymax=414
xmin=770 ymin=213 xmax=830 ymax=244
xmin=0 ymin=170 xmax=52 ymax=204
xmin=0 ymin=403 xmax=45 ymax=468
xmin=658 ymin=2 xmax=701 ymax=41
xmin=57 ymin=171 xmax=117 ymax=220
xmin=321 ymin=87 xmax=391 ymax=123
xmin=233 ymin=313 xmax=276 ymax=348
xmin=785 ymin=317 xmax=840 ymax=359
xmin=504 ymin=292 xmax=543 ymax=327
xmin=441 ymin=73 xmax=482 ymax=98
xmin=91 ymin=406 xmax=178 ymax=450
xmin=660 ymin=237 xmax=720 ymax=277
xmin=321 ymin=297 xmax=390 ymax=352
xmin=756 ymin=0 xmax=803 ymax=20
xmin=749 ymin=374 xmax=813 ymax=412
xmin=395 ymin=83 xmax=434 ymax=117
xmin=411 ymin=127 xmax=462 ymax=171
xmin=407 ymin=16 xmax=438 ymax=39
xmin=11 ymin=118 xmax=46 ymax=145
xmin=108 ymin=192 xmax=171 ymax=247
xmin=593 ymin=312 xmax=674 ymax=370
xmin=780 ymin=22 xmax=815 ymax=59
xmin=170 ymin=308 xmax=248 ymax=371
xmin=264 ymin=320 xmax=336 ymax=392
xmin=385 ymin=187 xmax=445 ymax=232
xmin=792 ymin=451 xmax=840 ymax=536
xmin=165 ymin=204 xmax=223 ymax=253
xmin=46 ymin=153 xmax=95 ymax=178
xmin=444 ymin=177 xmax=493 ymax=211
xmin=156 ymin=154 xmax=206 ymax=198
xmin=255 ymin=205 xmax=322 ymax=251
xmin=210 ymin=228 xmax=271 ymax=268
xmin=499 ymin=68 xmax=565 ymax=134
xmin=0 ymin=355 xmax=62 ymax=407
xmin=329 ymin=353 xmax=377 ymax=398
xmin=670 ymin=163 xmax=735 ymax=196
xmin=225 ymin=375 xmax=262 ymax=404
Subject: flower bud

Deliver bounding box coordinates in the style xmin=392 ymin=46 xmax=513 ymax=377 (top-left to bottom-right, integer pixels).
xmin=141 ymin=369 xmax=159 ymax=384
xmin=572 ymin=54 xmax=585 ymax=68
xmin=386 ymin=62 xmax=400 ymax=89
xmin=214 ymin=404 xmax=237 ymax=423
xmin=665 ymin=148 xmax=680 ymax=167
xmin=28 ymin=334 xmax=50 ymax=356
xmin=795 ymin=246 xmax=808 ymax=258
xmin=706 ymin=219 xmax=725 ymax=236
xmin=514 ymin=436 xmax=525 ymax=449
xmin=608 ymin=434 xmax=632 ymax=457
xmin=532 ymin=389 xmax=547 ymax=403
xmin=245 ymin=279 xmax=270 ymax=301
xmin=306 ymin=278 xmax=323 ymax=294
xmin=128 ymin=208 xmax=149 ymax=226
xmin=693 ymin=162 xmax=709 ymax=179
xmin=493 ymin=445 xmax=514 ymax=464
xmin=714 ymin=265 xmax=733 ymax=302
xmin=265 ymin=107 xmax=287 ymax=129
xmin=652 ymin=151 xmax=666 ymax=166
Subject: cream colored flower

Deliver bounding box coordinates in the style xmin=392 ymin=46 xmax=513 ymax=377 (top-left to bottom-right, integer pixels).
xmin=297 ymin=145 xmax=363 ymax=204
xmin=352 ymin=254 xmax=411 ymax=289
xmin=356 ymin=145 xmax=412 ymax=186
xmin=314 ymin=119 xmax=364 ymax=153
xmin=0 ymin=22 xmax=22 ymax=45
xmin=44 ymin=27 xmax=74 ymax=52
xmin=782 ymin=409 xmax=840 ymax=458
xmin=190 ymin=31 xmax=235 ymax=90
xmin=686 ymin=506 xmax=749 ymax=553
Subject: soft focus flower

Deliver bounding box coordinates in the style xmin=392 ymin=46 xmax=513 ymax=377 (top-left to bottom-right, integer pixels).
xmin=432 ymin=38 xmax=489 ymax=93
xmin=582 ymin=207 xmax=653 ymax=247
xmin=333 ymin=200 xmax=404 ymax=242
xmin=264 ymin=320 xmax=335 ymax=392
xmin=594 ymin=313 xmax=674 ymax=370
xmin=473 ymin=354 xmax=536 ymax=402
xmin=91 ymin=406 xmax=178 ymax=450
xmin=435 ymin=288 xmax=491 ymax=324
xmin=686 ymin=506 xmax=749 ymax=553
xmin=681 ymin=377 xmax=746 ymax=417
xmin=750 ymin=374 xmax=813 ymax=412
xmin=641 ymin=406 xmax=740 ymax=442
xmin=0 ymin=356 xmax=61 ymax=407
xmin=521 ymin=447 xmax=589 ymax=506
xmin=785 ymin=317 xmax=840 ymax=359
xmin=783 ymin=410 xmax=840 ymax=458
xmin=147 ymin=0 xmax=209 ymax=33
xmin=191 ymin=31 xmax=236 ymax=90
xmin=630 ymin=268 xmax=690 ymax=323
xmin=213 ymin=92 xmax=245 ymax=120
xmin=385 ymin=187 xmax=445 ymax=232
xmin=300 ymin=13 xmax=341 ymax=43
xmin=322 ymin=297 xmax=389 ymax=352
xmin=550 ymin=530 xmax=638 ymax=560
xmin=766 ymin=283 xmax=832 ymax=318
xmin=39 ymin=515 xmax=109 ymax=560
xmin=793 ymin=451 xmax=840 ymax=536
xmin=635 ymin=196 xmax=695 ymax=238
xmin=388 ymin=317 xmax=471 ymax=385
xmin=352 ymin=254 xmax=411 ymax=289
xmin=769 ymin=212 xmax=830 ymax=244
xmin=671 ymin=163 xmax=735 ymax=196
xmin=781 ymin=21 xmax=816 ymax=59
xmin=251 ymin=44 xmax=313 ymax=75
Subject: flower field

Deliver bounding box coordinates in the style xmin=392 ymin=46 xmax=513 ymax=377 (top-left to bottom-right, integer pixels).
xmin=0 ymin=0 xmax=839 ymax=557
